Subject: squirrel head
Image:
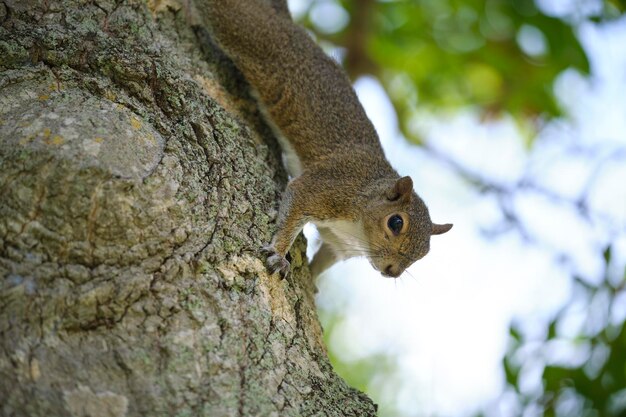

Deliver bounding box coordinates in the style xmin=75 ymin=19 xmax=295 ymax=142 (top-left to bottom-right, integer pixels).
xmin=362 ymin=176 xmax=452 ymax=278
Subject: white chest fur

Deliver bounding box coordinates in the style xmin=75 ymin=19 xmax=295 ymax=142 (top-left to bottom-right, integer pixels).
xmin=314 ymin=220 xmax=369 ymax=260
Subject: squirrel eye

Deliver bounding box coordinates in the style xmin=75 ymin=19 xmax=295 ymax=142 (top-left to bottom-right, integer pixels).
xmin=387 ymin=215 xmax=404 ymax=236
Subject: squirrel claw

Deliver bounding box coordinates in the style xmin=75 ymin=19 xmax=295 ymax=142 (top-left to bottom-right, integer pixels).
xmin=265 ymin=251 xmax=291 ymax=279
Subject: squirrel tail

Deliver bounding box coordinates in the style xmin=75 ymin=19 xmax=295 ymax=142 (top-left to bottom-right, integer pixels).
xmin=199 ymin=0 xmax=378 ymax=159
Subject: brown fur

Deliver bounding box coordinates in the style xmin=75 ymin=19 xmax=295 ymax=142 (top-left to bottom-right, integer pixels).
xmin=202 ymin=0 xmax=452 ymax=278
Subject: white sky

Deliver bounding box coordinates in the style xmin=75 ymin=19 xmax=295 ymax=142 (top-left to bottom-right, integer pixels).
xmin=308 ymin=11 xmax=626 ymax=417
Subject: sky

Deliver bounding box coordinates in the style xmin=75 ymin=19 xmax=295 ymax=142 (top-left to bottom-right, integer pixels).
xmin=297 ymin=4 xmax=626 ymax=416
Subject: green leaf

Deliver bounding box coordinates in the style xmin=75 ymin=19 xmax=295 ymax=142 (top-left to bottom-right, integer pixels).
xmin=604 ymin=246 xmax=612 ymax=264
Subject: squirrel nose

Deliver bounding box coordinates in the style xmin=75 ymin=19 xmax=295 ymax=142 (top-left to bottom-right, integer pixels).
xmin=384 ymin=264 xmax=401 ymax=278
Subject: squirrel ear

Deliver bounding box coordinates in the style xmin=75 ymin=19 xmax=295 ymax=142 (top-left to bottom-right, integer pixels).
xmin=387 ymin=176 xmax=413 ymax=202
xmin=431 ymin=223 xmax=453 ymax=235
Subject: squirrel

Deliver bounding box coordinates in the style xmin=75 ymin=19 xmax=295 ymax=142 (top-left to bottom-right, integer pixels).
xmin=201 ymin=0 xmax=452 ymax=278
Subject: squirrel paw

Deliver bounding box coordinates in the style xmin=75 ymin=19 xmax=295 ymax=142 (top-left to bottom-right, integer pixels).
xmin=263 ymin=247 xmax=291 ymax=279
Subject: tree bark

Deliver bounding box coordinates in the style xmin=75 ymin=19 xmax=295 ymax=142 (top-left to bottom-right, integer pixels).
xmin=0 ymin=1 xmax=377 ymax=416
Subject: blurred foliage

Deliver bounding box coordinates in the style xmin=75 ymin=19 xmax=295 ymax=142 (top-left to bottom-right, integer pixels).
xmin=502 ymin=248 xmax=626 ymax=417
xmin=296 ymin=0 xmax=626 ymax=141
xmin=318 ymin=310 xmax=401 ymax=416
xmin=364 ymin=0 xmax=586 ymax=121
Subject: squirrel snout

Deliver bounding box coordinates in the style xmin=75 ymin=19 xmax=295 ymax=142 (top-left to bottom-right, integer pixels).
xmin=383 ymin=264 xmax=402 ymax=278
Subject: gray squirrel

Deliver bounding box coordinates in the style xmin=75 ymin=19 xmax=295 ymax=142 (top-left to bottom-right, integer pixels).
xmin=202 ymin=0 xmax=452 ymax=278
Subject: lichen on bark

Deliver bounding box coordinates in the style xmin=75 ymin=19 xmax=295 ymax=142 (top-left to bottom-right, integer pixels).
xmin=0 ymin=0 xmax=376 ymax=416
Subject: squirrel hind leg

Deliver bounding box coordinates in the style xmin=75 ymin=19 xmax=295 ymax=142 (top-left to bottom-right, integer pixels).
xmin=309 ymin=243 xmax=338 ymax=277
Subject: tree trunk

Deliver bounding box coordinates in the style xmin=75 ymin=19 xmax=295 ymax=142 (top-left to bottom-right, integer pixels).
xmin=0 ymin=1 xmax=376 ymax=416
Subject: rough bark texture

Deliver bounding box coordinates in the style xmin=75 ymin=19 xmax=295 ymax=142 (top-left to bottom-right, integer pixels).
xmin=0 ymin=1 xmax=377 ymax=416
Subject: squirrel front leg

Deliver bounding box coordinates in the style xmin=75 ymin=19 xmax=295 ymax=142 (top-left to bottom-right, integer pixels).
xmin=264 ymin=178 xmax=309 ymax=278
